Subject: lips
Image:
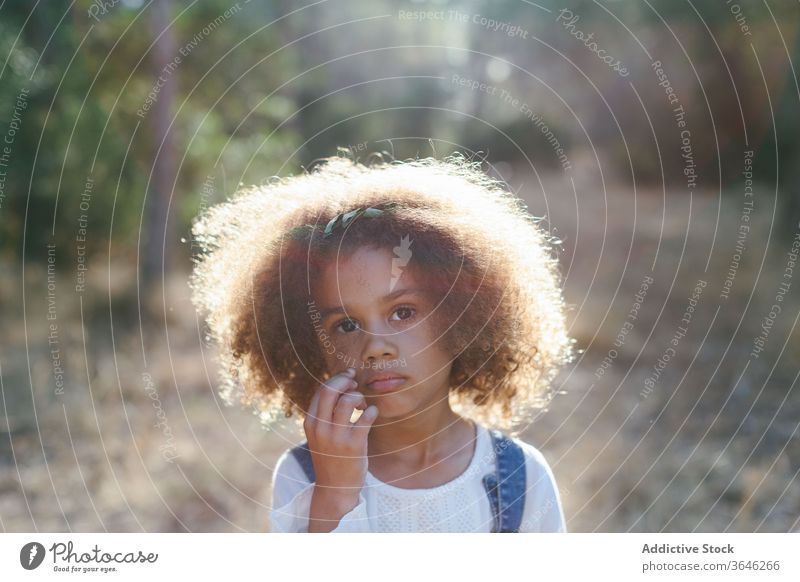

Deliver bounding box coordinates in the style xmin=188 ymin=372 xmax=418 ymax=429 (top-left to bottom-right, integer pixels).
xmin=365 ymin=373 xmax=407 ymax=393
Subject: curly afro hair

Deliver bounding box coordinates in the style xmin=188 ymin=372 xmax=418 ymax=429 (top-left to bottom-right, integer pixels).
xmin=190 ymin=153 xmax=576 ymax=432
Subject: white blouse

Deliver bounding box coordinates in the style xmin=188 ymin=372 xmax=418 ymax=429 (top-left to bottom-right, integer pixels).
xmin=269 ymin=422 xmax=567 ymax=533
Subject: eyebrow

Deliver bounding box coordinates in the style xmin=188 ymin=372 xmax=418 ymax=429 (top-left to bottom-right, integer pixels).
xmin=318 ymin=288 xmax=427 ymax=320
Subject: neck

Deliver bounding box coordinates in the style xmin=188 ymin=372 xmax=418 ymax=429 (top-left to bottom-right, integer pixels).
xmin=367 ymin=402 xmax=474 ymax=466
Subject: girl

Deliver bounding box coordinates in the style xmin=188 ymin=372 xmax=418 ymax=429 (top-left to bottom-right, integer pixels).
xmin=190 ymin=153 xmax=576 ymax=532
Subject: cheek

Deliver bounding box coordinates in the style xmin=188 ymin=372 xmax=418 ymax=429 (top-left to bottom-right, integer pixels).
xmin=318 ymin=333 xmax=362 ymax=371
xmin=314 ymin=328 xmax=342 ymax=362
xmin=328 ymin=333 xmax=360 ymax=358
xmin=420 ymin=343 xmax=455 ymax=377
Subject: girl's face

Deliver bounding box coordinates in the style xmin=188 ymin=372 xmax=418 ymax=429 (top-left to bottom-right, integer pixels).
xmin=312 ymin=245 xmax=453 ymax=420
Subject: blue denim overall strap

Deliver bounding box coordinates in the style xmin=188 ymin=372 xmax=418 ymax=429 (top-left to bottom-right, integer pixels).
xmin=290 ymin=442 xmax=316 ymax=482
xmin=481 ymin=429 xmax=527 ymax=532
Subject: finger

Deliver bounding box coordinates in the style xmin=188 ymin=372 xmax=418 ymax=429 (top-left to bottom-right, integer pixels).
xmin=349 ymin=390 xmax=368 ymax=411
xmin=315 ymin=371 xmax=358 ymax=429
xmin=306 ymin=385 xmax=321 ymax=423
xmin=351 ymin=404 xmax=379 ymax=436
xmin=332 ymin=391 xmax=366 ymax=428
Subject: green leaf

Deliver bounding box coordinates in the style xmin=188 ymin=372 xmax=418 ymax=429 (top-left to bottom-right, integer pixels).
xmin=323 ymin=214 xmax=341 ymax=237
xmin=341 ymin=208 xmax=362 ymax=227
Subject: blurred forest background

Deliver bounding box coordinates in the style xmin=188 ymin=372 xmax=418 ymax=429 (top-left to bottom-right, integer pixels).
xmin=1 ymin=0 xmax=798 ymax=532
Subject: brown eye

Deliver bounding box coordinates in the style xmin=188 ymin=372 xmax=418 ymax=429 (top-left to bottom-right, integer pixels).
xmin=391 ymin=305 xmax=416 ymax=322
xmin=334 ymin=318 xmax=359 ymax=333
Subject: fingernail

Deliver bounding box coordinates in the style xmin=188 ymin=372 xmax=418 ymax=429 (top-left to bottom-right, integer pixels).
xmin=346 ymin=367 xmax=356 ymax=376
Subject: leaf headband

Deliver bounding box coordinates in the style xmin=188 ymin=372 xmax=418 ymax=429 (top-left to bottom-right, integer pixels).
xmin=287 ymin=201 xmax=400 ymax=240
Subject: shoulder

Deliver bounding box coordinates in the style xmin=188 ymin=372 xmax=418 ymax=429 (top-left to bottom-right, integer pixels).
xmin=484 ymin=427 xmax=555 ymax=478
xmin=507 ymin=435 xmax=557 ymax=480
xmin=505 ymin=433 xmax=567 ymax=532
xmin=271 ymin=445 xmax=313 ymax=508
xmin=273 ymin=445 xmax=311 ymax=483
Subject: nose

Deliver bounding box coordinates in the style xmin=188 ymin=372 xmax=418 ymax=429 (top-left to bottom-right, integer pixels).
xmin=360 ymin=319 xmax=399 ymax=363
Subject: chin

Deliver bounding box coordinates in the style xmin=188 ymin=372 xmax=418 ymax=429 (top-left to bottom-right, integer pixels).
xmin=366 ymin=395 xmax=416 ymax=420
